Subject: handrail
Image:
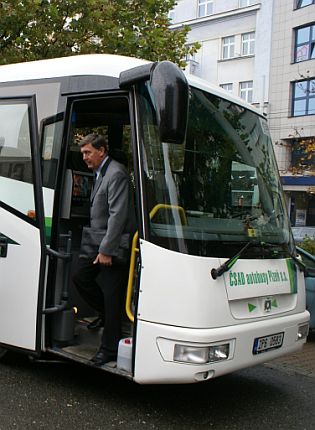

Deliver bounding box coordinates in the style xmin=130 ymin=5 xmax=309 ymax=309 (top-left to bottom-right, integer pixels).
xmin=149 ymin=203 xmax=187 ymax=226
xmin=46 ymin=247 xmax=72 ymax=261
xmin=43 ymin=234 xmax=72 ymax=314
xmin=125 ymin=204 xmax=186 ymax=322
xmin=125 ymin=231 xmax=139 ymax=322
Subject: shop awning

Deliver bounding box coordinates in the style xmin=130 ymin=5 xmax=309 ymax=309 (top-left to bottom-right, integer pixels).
xmin=281 ymin=176 xmax=315 ymax=186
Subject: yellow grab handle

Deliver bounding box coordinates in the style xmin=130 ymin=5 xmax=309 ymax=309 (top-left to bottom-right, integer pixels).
xmin=125 ymin=204 xmax=187 ymax=322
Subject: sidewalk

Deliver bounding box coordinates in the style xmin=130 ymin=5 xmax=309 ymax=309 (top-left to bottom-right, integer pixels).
xmin=265 ymin=336 xmax=315 ymax=377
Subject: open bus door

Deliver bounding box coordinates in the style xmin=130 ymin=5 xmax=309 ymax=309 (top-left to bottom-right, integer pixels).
xmin=0 ymin=96 xmax=46 ymax=354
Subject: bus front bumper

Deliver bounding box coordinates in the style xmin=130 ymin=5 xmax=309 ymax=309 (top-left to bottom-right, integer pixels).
xmin=133 ymin=311 xmax=309 ymax=384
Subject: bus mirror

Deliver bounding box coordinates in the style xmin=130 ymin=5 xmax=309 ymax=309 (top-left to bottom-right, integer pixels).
xmin=150 ymin=61 xmax=189 ymax=145
xmin=119 ymin=61 xmax=189 ymax=145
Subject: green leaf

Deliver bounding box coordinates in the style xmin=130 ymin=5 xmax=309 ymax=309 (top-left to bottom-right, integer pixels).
xmin=0 ymin=0 xmax=199 ymax=66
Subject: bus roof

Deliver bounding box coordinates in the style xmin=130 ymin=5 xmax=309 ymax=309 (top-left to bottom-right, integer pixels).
xmin=0 ymin=54 xmax=262 ymax=117
xmin=0 ymin=54 xmax=148 ymax=83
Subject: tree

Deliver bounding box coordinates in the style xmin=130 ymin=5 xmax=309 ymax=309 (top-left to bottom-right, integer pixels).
xmin=288 ymin=129 xmax=315 ymax=175
xmin=0 ymin=0 xmax=199 ymax=67
xmin=299 ymin=235 xmax=315 ymax=256
xmin=292 ymin=136 xmax=315 ymax=173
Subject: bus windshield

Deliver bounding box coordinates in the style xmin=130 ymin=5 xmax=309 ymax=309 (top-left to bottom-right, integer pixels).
xmin=138 ymin=83 xmax=293 ymax=258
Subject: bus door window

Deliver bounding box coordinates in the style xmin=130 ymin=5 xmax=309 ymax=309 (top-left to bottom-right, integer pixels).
xmin=0 ymin=97 xmax=45 ymax=352
xmin=0 ymin=101 xmax=36 ymax=218
xmin=40 ymin=114 xmax=64 ymax=244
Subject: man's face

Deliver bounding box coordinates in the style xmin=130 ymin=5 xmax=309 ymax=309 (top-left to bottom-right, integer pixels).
xmin=80 ymin=143 xmax=106 ymax=171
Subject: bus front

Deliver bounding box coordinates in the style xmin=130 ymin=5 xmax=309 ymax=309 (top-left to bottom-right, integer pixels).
xmin=125 ymin=65 xmax=309 ymax=384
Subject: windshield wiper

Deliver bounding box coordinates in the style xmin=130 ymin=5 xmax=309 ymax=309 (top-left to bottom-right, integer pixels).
xmin=210 ymin=241 xmax=304 ymax=280
xmin=211 ymin=241 xmax=252 ymax=280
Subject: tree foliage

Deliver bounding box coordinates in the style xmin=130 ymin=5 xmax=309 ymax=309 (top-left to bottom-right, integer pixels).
xmin=290 ymin=136 xmax=315 ymax=175
xmin=299 ymin=236 xmax=315 ymax=256
xmin=0 ymin=0 xmax=199 ymax=66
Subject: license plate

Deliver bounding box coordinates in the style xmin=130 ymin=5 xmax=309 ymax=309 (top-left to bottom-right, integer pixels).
xmin=253 ymin=332 xmax=284 ymax=354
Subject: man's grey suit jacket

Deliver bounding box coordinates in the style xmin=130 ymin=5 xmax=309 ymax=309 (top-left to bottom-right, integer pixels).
xmin=89 ymin=158 xmax=134 ymax=257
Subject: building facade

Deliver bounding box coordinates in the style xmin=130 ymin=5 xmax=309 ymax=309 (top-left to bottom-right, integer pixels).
xmin=170 ymin=0 xmax=273 ymax=114
xmin=268 ymin=0 xmax=315 ymax=227
xmin=171 ymin=0 xmax=315 ymax=227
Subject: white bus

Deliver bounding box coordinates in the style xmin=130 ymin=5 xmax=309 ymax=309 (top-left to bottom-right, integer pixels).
xmin=0 ymin=54 xmax=309 ymax=384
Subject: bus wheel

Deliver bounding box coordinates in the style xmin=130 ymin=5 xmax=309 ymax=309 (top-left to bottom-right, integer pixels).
xmin=0 ymin=347 xmax=7 ymax=359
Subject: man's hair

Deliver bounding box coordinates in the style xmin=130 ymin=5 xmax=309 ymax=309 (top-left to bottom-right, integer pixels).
xmin=79 ymin=133 xmax=107 ymax=151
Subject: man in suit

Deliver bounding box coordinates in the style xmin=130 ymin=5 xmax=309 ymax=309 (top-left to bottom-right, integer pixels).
xmin=73 ymin=133 xmax=134 ymax=365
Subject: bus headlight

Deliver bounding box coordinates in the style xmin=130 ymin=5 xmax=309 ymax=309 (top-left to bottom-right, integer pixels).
xmin=209 ymin=344 xmax=230 ymax=362
xmin=174 ymin=345 xmax=209 ymax=364
xmin=173 ymin=343 xmax=230 ymax=364
xmin=297 ymin=323 xmax=309 ymax=341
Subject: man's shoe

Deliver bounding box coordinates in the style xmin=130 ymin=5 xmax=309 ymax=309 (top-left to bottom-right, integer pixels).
xmin=87 ymin=316 xmax=104 ymax=330
xmin=91 ymin=350 xmax=116 ymax=366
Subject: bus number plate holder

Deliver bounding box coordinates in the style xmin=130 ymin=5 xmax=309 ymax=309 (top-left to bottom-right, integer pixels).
xmin=253 ymin=332 xmax=284 ymax=354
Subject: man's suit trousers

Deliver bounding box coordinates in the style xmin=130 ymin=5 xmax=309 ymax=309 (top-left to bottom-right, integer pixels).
xmin=73 ymin=257 xmax=129 ymax=356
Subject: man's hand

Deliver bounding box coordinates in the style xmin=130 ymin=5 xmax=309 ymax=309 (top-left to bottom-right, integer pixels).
xmin=93 ymin=253 xmax=112 ymax=266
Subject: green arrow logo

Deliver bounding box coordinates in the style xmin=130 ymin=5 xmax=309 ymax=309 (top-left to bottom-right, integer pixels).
xmin=248 ymin=303 xmax=256 ymax=312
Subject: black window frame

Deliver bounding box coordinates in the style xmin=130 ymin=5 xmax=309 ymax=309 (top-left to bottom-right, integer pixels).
xmin=40 ymin=112 xmax=65 ymax=189
xmin=295 ymin=0 xmax=315 ymax=9
xmin=294 ymin=22 xmax=315 ymax=63
xmin=291 ymin=78 xmax=315 ymax=117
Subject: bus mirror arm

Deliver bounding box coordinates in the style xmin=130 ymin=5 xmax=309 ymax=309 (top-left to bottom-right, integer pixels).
xmin=43 ymin=235 xmax=72 ymax=315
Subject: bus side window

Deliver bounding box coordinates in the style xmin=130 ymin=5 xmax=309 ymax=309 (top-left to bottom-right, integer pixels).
xmin=0 ymin=102 xmax=35 ymax=217
xmin=41 ymin=114 xmax=64 ymax=189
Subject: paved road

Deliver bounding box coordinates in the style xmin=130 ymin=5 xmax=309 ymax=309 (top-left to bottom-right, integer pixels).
xmin=1 ymin=345 xmax=315 ymax=430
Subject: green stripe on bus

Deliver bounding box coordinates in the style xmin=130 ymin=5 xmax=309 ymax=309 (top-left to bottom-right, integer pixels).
xmin=286 ymin=258 xmax=298 ymax=294
xmin=45 ymin=217 xmax=52 ymax=244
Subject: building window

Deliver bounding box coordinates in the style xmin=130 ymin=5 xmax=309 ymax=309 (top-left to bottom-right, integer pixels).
xmin=186 ymin=51 xmax=196 ymax=62
xmin=198 ymin=0 xmax=213 ymax=18
xmin=296 ymin=0 xmax=315 ymax=9
xmin=240 ymin=81 xmax=253 ymax=103
xmin=185 ymin=44 xmax=197 ymax=62
xmin=294 ymin=24 xmax=315 ymax=62
xmin=291 ymin=138 xmax=315 ymax=172
xmin=239 ymin=0 xmax=256 ymax=6
xmin=168 ymin=10 xmax=175 ymax=22
xmin=292 ymin=78 xmax=315 ymax=116
xmin=222 ymin=36 xmax=235 ymax=59
xmin=185 ymin=45 xmax=199 ymax=74
xmin=242 ymin=32 xmax=255 ymax=55
xmin=220 ymin=83 xmax=233 ymax=93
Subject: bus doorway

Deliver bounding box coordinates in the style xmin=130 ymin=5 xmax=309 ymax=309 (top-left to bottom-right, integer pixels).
xmin=44 ymin=94 xmax=138 ymax=373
